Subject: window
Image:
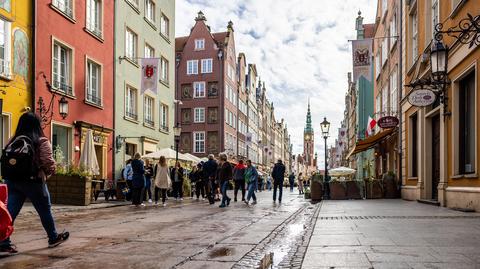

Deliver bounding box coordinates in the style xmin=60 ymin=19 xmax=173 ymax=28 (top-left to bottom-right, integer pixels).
xmin=0 ymin=18 xmax=11 ymax=78
xmin=390 ymin=13 xmax=397 ymax=50
xmin=52 ymin=124 xmax=72 ymax=165
xmin=160 ymin=103 xmax=169 ymax=131
xmin=195 ymin=39 xmax=205 ymax=50
xmin=410 ymin=11 xmax=418 ymax=63
xmin=86 ymin=0 xmax=102 ymax=37
xmin=160 ymin=57 xmax=169 ymax=83
xmin=375 ymin=52 xmax=380 ymax=79
xmin=375 ymin=94 xmax=381 ymax=119
xmin=390 ymin=69 xmax=398 ymax=113
xmin=193 ymin=132 xmax=205 ymax=153
xmin=410 ymin=113 xmax=418 ymax=177
xmin=382 ymin=0 xmax=387 ymax=16
xmin=86 ymin=60 xmax=101 ymax=106
xmin=382 ymin=84 xmax=389 ymax=114
xmin=0 ymin=114 xmax=10 ymax=157
xmin=381 ymin=37 xmax=388 ymax=66
xmin=144 ymin=96 xmax=154 ymax=126
xmin=160 ymin=14 xmax=169 ymax=38
xmin=187 ymin=60 xmax=198 ymax=75
xmin=193 ymin=82 xmax=206 ymax=98
xmin=194 ymin=107 xmax=205 ymax=123
xmin=431 ymin=0 xmax=439 ymax=39
xmin=125 ymin=86 xmax=138 ymax=120
xmin=52 ymin=0 xmax=73 ymax=18
xmin=201 ymin=58 xmax=213 ymax=73
xmin=145 ymin=0 xmax=155 ymax=23
xmin=227 ymin=64 xmax=234 ymax=80
xmin=53 ymin=41 xmax=73 ymax=95
xmin=144 ymin=44 xmax=154 ymax=58
xmin=125 ymin=28 xmax=137 ymax=62
xmin=458 ymin=72 xmax=475 ymax=174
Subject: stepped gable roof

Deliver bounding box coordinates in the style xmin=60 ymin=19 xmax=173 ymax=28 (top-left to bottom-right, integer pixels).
xmin=175 ymin=31 xmax=229 ymax=52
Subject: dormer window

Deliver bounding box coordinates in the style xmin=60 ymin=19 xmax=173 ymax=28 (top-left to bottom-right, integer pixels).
xmin=195 ymin=39 xmax=205 ymax=50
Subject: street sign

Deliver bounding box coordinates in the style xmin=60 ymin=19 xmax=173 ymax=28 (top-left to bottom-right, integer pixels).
xmin=408 ymin=89 xmax=436 ymax=107
xmin=377 ymin=116 xmax=399 ymax=129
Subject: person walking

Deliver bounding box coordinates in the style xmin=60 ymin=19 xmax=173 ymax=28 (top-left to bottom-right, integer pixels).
xmin=122 ymin=159 xmax=133 ymax=201
xmin=244 ymin=160 xmax=258 ymax=206
xmin=202 ymin=154 xmax=218 ymax=204
xmin=297 ymin=172 xmax=304 ymax=194
xmin=0 ymin=113 xmax=69 ymax=254
xmin=217 ymin=154 xmax=233 ymax=208
xmin=131 ymin=153 xmax=145 ymax=207
xmin=143 ymin=159 xmax=153 ymax=203
xmin=266 ymin=175 xmax=272 ymax=191
xmin=193 ymin=163 xmax=205 ymax=200
xmin=233 ymin=160 xmax=246 ymax=202
xmin=170 ymin=162 xmax=184 ymax=201
xmin=271 ymin=159 xmax=286 ymax=203
xmin=153 ymin=156 xmax=171 ymax=206
xmin=289 ymin=173 xmax=295 ymax=192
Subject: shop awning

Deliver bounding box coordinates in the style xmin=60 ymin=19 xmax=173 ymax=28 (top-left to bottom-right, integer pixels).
xmin=346 ymin=128 xmax=395 ymax=159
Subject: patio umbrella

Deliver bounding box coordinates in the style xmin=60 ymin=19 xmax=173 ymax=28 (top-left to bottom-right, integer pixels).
xmin=79 ymin=129 xmax=100 ymax=176
xmin=329 ymin=166 xmax=356 ymax=177
xmin=184 ymin=153 xmax=202 ymax=163
xmin=142 ymin=148 xmax=191 ymax=161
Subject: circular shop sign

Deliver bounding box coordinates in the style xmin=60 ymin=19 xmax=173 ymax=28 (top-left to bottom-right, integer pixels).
xmin=377 ymin=116 xmax=399 ymax=129
xmin=408 ymin=89 xmax=436 ymax=107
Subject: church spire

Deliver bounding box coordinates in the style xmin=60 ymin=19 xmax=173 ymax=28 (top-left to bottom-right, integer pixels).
xmin=304 ymin=99 xmax=313 ymax=133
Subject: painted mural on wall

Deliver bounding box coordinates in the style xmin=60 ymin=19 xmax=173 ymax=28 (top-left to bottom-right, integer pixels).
xmin=0 ymin=0 xmax=11 ymax=12
xmin=13 ymin=29 xmax=29 ymax=81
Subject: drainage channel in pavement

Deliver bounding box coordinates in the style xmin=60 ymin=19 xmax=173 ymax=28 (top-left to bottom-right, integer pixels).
xmin=233 ymin=202 xmax=321 ymax=269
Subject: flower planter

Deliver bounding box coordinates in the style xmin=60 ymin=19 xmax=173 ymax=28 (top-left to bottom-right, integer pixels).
xmin=364 ymin=179 xmax=383 ymax=199
xmin=329 ymin=181 xmax=346 ymax=200
xmin=383 ymin=176 xmax=399 ymax=199
xmin=345 ymin=181 xmax=362 ymax=199
xmin=310 ymin=180 xmax=323 ymax=201
xmin=47 ymin=175 xmax=92 ymax=206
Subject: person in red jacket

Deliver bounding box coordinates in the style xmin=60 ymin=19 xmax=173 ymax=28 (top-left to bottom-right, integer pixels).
xmin=233 ymin=160 xmax=246 ymax=202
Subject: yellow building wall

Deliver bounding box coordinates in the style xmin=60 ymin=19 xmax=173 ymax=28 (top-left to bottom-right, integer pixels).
xmin=0 ymin=0 xmax=32 ymax=141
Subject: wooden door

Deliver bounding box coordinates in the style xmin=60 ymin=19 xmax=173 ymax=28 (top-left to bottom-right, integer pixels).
xmin=431 ymin=115 xmax=440 ymax=200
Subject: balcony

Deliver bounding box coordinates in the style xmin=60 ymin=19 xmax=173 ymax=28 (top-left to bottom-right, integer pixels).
xmin=53 ymin=80 xmax=73 ymax=96
xmin=86 ymin=92 xmax=102 ymax=106
xmin=0 ymin=59 xmax=11 ymax=79
xmin=52 ymin=0 xmax=73 ymax=18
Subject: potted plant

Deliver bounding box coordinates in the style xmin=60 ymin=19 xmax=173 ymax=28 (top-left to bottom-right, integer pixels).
xmin=345 ymin=179 xmax=362 ymax=199
xmin=383 ymin=171 xmax=398 ymax=198
xmin=310 ymin=173 xmax=323 ymax=201
xmin=47 ymin=147 xmax=92 ymax=206
xmin=329 ymin=177 xmax=347 ymax=200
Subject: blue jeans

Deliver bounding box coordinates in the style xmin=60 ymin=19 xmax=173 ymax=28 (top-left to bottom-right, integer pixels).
xmin=289 ymin=180 xmax=295 ymax=191
xmin=1 ymin=180 xmax=58 ymax=247
xmin=246 ymin=182 xmax=257 ymax=202
xmin=220 ymin=181 xmax=230 ymax=206
xmin=273 ymin=181 xmax=283 ymax=202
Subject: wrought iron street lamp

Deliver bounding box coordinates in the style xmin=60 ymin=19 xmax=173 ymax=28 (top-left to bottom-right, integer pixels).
xmin=320 ymin=117 xmax=330 ymax=200
xmin=173 ymin=124 xmax=182 ymax=165
xmin=58 ymin=96 xmax=69 ymax=119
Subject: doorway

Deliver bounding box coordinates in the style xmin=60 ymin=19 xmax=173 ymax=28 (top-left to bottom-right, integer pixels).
xmin=95 ymin=145 xmax=104 ymax=179
xmin=431 ymin=114 xmax=440 ymax=200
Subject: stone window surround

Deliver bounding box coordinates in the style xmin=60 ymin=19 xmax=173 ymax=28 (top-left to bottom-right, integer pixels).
xmin=84 ymin=55 xmax=103 ymax=108
xmin=51 ymin=36 xmax=75 ymax=97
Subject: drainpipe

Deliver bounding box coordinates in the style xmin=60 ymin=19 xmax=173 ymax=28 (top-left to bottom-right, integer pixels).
xmin=112 ymin=0 xmax=117 ymax=182
xmin=32 ymin=0 xmax=37 ymax=111
xmin=398 ymin=0 xmax=404 ymax=190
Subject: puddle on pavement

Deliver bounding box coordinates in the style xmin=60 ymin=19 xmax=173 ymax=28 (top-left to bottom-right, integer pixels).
xmin=208 ymin=247 xmax=232 ymax=258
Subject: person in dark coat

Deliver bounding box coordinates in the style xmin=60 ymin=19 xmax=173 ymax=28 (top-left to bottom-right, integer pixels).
xmin=131 ymin=153 xmax=146 ymax=207
xmin=193 ymin=163 xmax=205 ymax=200
xmin=217 ymin=153 xmax=233 ymax=208
xmin=233 ymin=160 xmax=246 ymax=202
xmin=202 ymin=154 xmax=218 ymax=203
xmin=271 ymin=159 xmax=286 ymax=203
xmin=170 ymin=162 xmax=185 ymax=201
xmin=289 ymin=173 xmax=295 ymax=192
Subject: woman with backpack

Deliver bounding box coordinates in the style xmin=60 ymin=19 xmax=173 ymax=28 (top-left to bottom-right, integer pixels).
xmin=153 ymin=156 xmax=171 ymax=206
xmin=0 ymin=113 xmax=69 ymax=255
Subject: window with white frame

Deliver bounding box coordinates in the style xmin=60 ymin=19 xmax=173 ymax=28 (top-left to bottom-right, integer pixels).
xmin=144 ymin=96 xmax=154 ymax=126
xmin=375 ymin=94 xmax=381 ymax=119
xmin=382 ymin=84 xmax=389 ymax=114
xmin=160 ymin=103 xmax=168 ymax=131
xmin=160 ymin=13 xmax=169 ymax=38
xmin=375 ymin=52 xmax=380 ymax=79
xmin=86 ymin=0 xmax=102 ymax=36
xmin=431 ymin=0 xmax=439 ymax=39
xmin=0 ymin=114 xmax=11 ymax=157
xmin=390 ymin=69 xmax=398 ymax=113
xmin=0 ymin=18 xmax=11 ymax=78
xmin=125 ymin=85 xmax=138 ymax=120
xmin=195 ymin=39 xmax=205 ymax=50
xmin=227 ymin=64 xmax=234 ymax=80
xmin=187 ymin=60 xmax=198 ymax=75
xmin=145 ymin=0 xmax=155 ymax=23
xmin=193 ymin=132 xmax=205 ymax=153
xmin=382 ymin=0 xmax=387 ymax=16
xmin=194 ymin=107 xmax=205 ymax=123
xmin=193 ymin=82 xmax=206 ymax=98
xmin=144 ymin=44 xmax=154 ymax=58
xmin=390 ymin=13 xmax=397 ymax=50
xmin=160 ymin=57 xmax=168 ymax=83
xmin=127 ymin=0 xmax=139 ymax=8
xmin=86 ymin=60 xmax=101 ymax=106
xmin=410 ymin=11 xmax=418 ymax=64
xmin=201 ymin=58 xmax=213 ymax=73
xmin=53 ymin=41 xmax=73 ymax=95
xmin=381 ymin=37 xmax=388 ymax=66
xmin=233 ymin=114 xmax=236 ymax=129
xmin=52 ymin=0 xmax=73 ymax=18
xmin=125 ymin=28 xmax=137 ymax=61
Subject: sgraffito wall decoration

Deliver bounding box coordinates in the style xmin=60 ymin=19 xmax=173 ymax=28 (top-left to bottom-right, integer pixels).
xmin=13 ymin=29 xmax=29 ymax=81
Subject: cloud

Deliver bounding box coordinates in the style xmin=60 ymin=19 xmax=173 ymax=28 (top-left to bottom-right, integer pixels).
xmin=176 ymin=0 xmax=376 ymax=167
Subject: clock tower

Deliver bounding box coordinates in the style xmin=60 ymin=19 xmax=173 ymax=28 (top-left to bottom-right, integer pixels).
xmin=304 ymin=101 xmax=314 ymax=168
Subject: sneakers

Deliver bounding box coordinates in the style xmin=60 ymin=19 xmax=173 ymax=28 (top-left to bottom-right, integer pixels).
xmin=180 ymin=198 xmax=184 ymax=201
xmin=140 ymin=203 xmax=146 ymax=207
xmin=219 ymin=204 xmax=226 ymax=208
xmin=252 ymin=200 xmax=257 ymax=205
xmin=0 ymin=245 xmax=18 ymax=256
xmin=244 ymin=200 xmax=249 ymax=205
xmin=148 ymin=199 xmax=153 ymax=203
xmin=162 ymin=203 xmax=166 ymax=207
xmin=202 ymin=198 xmax=205 ymax=201
xmin=48 ymin=231 xmax=70 ymax=248
xmin=227 ymin=198 xmax=231 ymax=206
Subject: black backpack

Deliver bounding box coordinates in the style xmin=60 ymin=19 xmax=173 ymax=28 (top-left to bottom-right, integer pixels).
xmin=1 ymin=135 xmax=39 ymax=181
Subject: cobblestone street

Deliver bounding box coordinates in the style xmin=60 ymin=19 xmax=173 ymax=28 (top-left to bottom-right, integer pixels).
xmin=1 ymin=191 xmax=480 ymax=269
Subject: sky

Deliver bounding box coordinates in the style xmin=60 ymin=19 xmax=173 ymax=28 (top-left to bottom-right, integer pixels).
xmin=176 ymin=0 xmax=376 ymax=167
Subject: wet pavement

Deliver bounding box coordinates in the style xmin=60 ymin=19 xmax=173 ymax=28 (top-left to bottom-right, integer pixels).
xmin=0 ymin=189 xmax=313 ymax=269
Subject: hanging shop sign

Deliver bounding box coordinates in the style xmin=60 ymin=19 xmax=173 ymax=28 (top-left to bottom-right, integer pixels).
xmin=377 ymin=116 xmax=399 ymax=129
xmin=408 ymin=89 xmax=436 ymax=107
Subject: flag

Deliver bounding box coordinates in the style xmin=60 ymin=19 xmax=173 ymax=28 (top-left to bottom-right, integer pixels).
xmin=366 ymin=116 xmax=377 ymax=137
xmin=352 ymin=39 xmax=373 ymax=83
xmin=141 ymin=58 xmax=159 ymax=94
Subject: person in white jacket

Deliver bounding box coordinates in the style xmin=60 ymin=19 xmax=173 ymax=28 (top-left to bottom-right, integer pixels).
xmin=153 ymin=156 xmax=171 ymax=206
